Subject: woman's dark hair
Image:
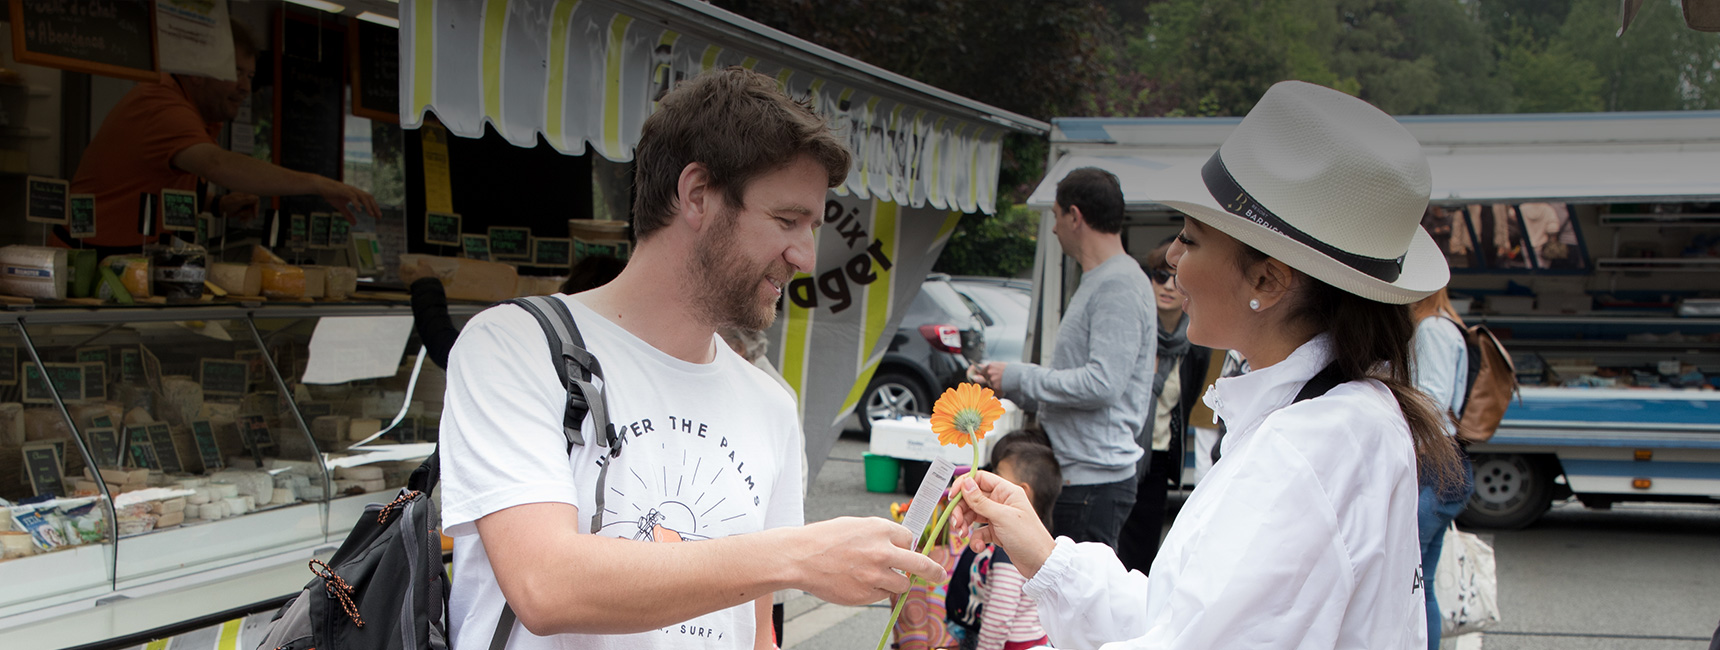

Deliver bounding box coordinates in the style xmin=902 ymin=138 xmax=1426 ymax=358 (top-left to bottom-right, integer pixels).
xmin=560 ymin=254 xmax=626 ymax=294
xmin=1236 ymin=247 xmax=1465 ymax=491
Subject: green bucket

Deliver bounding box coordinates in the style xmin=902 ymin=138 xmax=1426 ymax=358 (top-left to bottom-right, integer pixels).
xmin=862 ymin=453 xmax=901 ymax=494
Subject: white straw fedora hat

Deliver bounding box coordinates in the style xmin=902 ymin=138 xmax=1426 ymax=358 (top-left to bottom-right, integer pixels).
xmin=1155 ymin=81 xmax=1448 ymax=304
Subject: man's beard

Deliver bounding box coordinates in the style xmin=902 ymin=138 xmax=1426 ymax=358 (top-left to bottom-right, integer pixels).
xmin=688 ymin=206 xmax=788 ymax=332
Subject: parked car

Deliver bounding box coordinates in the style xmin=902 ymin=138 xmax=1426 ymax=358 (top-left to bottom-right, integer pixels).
xmin=948 ymin=276 xmax=1032 ymax=364
xmin=856 ymin=275 xmax=986 ymax=433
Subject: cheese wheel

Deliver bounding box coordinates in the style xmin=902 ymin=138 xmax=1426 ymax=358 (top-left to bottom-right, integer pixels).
xmin=209 ymin=262 xmax=262 ymax=296
xmin=187 ymin=490 xmax=210 ymax=505
xmin=0 ymin=245 xmax=68 ymax=300
xmin=210 ymin=482 xmax=239 ymax=499
xmin=223 ymin=497 xmax=248 ymax=515
xmin=259 ymin=264 xmax=305 ymax=299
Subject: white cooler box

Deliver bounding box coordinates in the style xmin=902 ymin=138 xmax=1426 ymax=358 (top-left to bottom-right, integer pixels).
xmin=868 ymin=399 xmax=1023 ymax=465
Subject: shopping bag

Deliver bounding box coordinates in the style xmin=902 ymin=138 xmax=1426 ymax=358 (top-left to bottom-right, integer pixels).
xmin=1434 ymin=523 xmax=1500 ymax=636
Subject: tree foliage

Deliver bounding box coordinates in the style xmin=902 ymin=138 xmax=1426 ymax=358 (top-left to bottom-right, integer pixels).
xmin=715 ymin=0 xmax=1719 ymax=275
xmin=932 ymin=205 xmax=1040 ymax=279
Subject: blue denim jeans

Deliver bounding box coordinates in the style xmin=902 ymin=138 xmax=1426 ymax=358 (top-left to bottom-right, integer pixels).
xmin=1419 ymin=457 xmax=1476 ymax=649
xmin=1051 ymin=478 xmax=1138 ymax=550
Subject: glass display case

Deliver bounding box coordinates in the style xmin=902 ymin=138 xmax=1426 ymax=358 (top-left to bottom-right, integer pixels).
xmin=0 ymin=302 xmax=474 ymax=619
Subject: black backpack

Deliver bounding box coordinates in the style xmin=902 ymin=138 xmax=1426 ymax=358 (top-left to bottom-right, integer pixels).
xmin=254 ymin=296 xmax=618 ymax=650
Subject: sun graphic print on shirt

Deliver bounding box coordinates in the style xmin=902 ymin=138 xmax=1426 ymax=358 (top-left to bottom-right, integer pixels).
xmin=592 ymin=415 xmax=767 ymax=545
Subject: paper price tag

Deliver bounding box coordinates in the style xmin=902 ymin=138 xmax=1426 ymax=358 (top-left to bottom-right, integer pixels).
xmin=899 ymin=456 xmax=957 ymax=551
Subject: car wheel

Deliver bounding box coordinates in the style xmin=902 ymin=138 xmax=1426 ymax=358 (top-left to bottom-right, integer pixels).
xmin=1458 ymin=453 xmax=1553 ymax=530
xmin=859 ymin=371 xmax=931 ymax=435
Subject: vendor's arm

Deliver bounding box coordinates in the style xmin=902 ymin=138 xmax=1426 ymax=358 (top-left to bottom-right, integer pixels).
xmin=172 ymin=143 xmax=379 ymax=223
xmin=995 ymin=279 xmax=1149 ymax=408
xmin=444 ymin=308 xmax=944 ymax=637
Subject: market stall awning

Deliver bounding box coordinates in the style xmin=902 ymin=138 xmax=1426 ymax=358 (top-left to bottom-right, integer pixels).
xmin=397 ymin=0 xmax=1047 ymax=215
xmin=1028 ymin=111 xmax=1720 ymax=210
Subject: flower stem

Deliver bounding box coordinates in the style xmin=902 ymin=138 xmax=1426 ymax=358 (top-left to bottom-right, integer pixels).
xmin=875 ymin=490 xmax=967 ymax=650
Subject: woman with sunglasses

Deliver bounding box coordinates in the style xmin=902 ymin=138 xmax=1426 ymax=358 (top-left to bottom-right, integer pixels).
xmin=1116 ymin=240 xmax=1210 ymax=576
xmin=952 ymin=81 xmax=1465 ymax=649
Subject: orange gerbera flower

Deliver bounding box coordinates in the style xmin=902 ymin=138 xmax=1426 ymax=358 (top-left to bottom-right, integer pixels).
xmin=929 ymin=383 xmax=1006 ymax=448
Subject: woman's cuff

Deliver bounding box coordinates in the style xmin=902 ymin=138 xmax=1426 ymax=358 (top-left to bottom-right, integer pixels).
xmin=1021 ymin=536 xmax=1077 ymax=602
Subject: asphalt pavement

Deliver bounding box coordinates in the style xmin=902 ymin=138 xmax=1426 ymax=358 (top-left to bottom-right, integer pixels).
xmin=789 ymin=432 xmax=1720 ymax=650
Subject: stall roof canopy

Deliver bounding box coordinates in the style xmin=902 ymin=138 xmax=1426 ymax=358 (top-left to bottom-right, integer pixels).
xmin=396 ymin=0 xmax=1047 ymax=215
xmin=1028 ymin=110 xmax=1720 ymax=210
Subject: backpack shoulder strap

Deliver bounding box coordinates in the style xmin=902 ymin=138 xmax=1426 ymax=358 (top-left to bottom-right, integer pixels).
xmin=504 ymin=296 xmax=619 ymax=454
xmin=489 ymin=296 xmax=625 ymax=650
xmin=1292 ymin=364 xmax=1344 ymax=404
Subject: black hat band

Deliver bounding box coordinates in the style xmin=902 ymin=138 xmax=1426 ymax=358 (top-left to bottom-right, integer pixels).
xmin=1201 ymin=151 xmax=1405 ymax=283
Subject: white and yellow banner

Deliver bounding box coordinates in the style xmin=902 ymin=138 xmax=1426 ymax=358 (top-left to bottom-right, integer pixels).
xmin=398 ymin=0 xmax=1006 ymax=215
xmin=769 ymin=195 xmax=961 ymax=477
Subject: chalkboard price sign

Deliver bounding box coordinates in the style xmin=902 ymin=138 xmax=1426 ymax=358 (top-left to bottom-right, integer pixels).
xmin=350 ymin=18 xmax=400 ymax=123
xmin=77 ymin=346 xmax=109 ymax=370
xmin=25 ymin=176 xmax=68 ymax=225
xmin=87 ymin=427 xmax=122 ymax=468
xmin=310 ymin=212 xmax=332 ymax=249
xmin=191 ymin=420 xmax=222 ymax=472
xmin=68 ymin=193 xmax=97 ymax=238
xmin=394 ymin=417 xmax=418 ymax=444
xmin=127 ymin=426 xmax=158 ymax=470
xmin=82 ymin=361 xmax=107 ymax=402
xmin=328 ymin=216 xmax=351 ymax=248
xmin=533 ymin=238 xmax=573 ymax=268
xmin=22 ymin=443 xmax=66 ymax=498
xmin=148 ymin=423 xmax=181 ymax=474
xmin=462 ymin=234 xmax=491 ymax=262
xmin=9 ymin=0 xmax=159 ymax=83
xmin=240 ymin=415 xmax=275 ymax=460
xmin=425 ymin=212 xmax=461 ymax=246
xmin=23 ymin=362 xmax=84 ymax=404
xmin=288 ymin=213 xmax=308 ymax=248
xmin=201 ymin=358 xmax=248 ymax=396
xmin=119 ymin=348 xmax=142 ymax=383
xmin=489 ymin=227 xmax=532 ymax=261
xmin=0 ymin=345 xmax=15 ymax=386
xmin=161 ymin=189 xmax=197 ymax=232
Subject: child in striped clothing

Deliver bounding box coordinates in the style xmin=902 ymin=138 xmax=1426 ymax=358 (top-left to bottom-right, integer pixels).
xmin=950 ymin=439 xmax=1060 ymax=650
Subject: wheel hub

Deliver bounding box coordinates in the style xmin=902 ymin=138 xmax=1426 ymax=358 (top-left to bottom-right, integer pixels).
xmin=866 ymin=383 xmax=918 ymax=421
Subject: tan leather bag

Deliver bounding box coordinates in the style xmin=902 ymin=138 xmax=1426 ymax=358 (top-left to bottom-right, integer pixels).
xmin=1443 ymin=317 xmax=1520 ymax=444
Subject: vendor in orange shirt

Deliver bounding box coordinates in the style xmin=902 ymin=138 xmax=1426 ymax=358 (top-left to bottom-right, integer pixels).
xmin=64 ymin=20 xmax=378 ymax=252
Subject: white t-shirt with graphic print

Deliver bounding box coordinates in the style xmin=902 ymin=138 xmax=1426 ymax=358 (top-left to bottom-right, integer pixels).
xmin=440 ymin=295 xmax=805 ymax=650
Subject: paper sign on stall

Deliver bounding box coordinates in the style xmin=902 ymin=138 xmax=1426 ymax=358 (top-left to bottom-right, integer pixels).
xmin=301 ymin=316 xmax=416 ymax=384
xmin=156 ymin=0 xmax=236 ymax=81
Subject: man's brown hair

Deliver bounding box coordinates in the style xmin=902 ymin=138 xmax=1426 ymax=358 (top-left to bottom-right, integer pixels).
xmin=631 ymin=67 xmax=850 ymax=240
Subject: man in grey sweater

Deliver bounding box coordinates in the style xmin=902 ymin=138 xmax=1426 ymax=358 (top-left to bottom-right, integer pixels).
xmin=974 ymin=167 xmax=1157 ymax=549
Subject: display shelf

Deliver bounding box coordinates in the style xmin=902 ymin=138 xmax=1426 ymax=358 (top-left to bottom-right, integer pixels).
xmin=1594 ymin=257 xmax=1720 ymax=272
xmin=114 ymin=501 xmax=324 ymax=587
xmin=0 ymin=301 xmax=450 ymax=632
xmin=0 ymin=544 xmax=114 ymax=618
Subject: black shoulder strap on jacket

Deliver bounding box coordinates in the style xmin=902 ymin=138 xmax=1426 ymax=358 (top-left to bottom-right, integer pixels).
xmin=1293 ymin=364 xmax=1345 ymax=404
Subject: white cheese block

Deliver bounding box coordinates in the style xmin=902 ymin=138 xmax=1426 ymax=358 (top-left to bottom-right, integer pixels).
xmin=348 ymin=418 xmax=382 ymax=442
xmin=300 ymin=266 xmax=328 ymax=299
xmin=324 ymin=266 xmax=357 ymax=300
xmin=187 ymin=490 xmax=210 ymax=506
xmin=273 ymin=487 xmax=297 ymax=505
xmin=209 ymin=262 xmax=263 ymax=297
xmin=210 ymin=482 xmax=239 ymax=499
xmin=359 ymin=478 xmax=387 ymax=493
xmin=0 ymin=245 xmax=68 ymax=300
xmin=198 ymin=503 xmax=226 ymax=520
xmin=223 ymin=497 xmax=248 ymax=516
xmin=155 ymin=510 xmax=184 ymax=528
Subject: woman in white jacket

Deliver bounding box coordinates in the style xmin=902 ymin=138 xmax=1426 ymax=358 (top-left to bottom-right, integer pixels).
xmin=952 ymin=81 xmax=1467 ymax=650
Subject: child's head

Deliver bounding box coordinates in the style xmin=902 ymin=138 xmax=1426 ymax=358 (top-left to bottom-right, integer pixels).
xmin=990 ymin=439 xmax=1061 ymax=529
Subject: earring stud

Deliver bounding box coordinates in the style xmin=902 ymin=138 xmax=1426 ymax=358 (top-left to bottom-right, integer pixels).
xmin=1249 ymin=299 xmax=1261 ymax=311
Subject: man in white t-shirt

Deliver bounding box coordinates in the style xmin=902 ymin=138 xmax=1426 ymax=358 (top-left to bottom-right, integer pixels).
xmin=440 ymin=68 xmax=946 ymax=650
